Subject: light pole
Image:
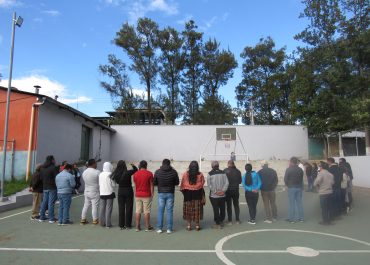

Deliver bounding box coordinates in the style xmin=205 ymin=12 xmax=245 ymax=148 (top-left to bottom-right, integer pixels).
xmin=1 ymin=12 xmax=23 ymax=202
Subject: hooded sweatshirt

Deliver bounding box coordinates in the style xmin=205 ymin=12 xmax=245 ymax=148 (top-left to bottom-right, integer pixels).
xmin=154 ymin=164 xmax=179 ymax=193
xmin=99 ymin=162 xmax=115 ymax=196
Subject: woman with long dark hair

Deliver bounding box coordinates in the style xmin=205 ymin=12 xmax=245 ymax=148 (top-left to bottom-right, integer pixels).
xmin=242 ymin=163 xmax=261 ymax=225
xmin=180 ymin=161 xmax=205 ymax=231
xmin=111 ymin=160 xmax=138 ymax=230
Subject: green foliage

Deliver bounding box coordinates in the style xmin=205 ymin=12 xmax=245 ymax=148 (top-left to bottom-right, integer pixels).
xmin=4 ymin=179 xmax=29 ymax=197
xmin=197 ymin=95 xmax=237 ymax=125
xmin=181 ymin=20 xmax=204 ymax=124
xmin=157 ymin=27 xmax=185 ymax=124
xmin=115 ymin=18 xmax=160 ymax=123
xmin=236 ymin=37 xmax=290 ymax=125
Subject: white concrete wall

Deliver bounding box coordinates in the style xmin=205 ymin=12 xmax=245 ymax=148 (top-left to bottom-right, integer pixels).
xmin=334 ymin=156 xmax=370 ymax=188
xmin=110 ymin=125 xmax=308 ymax=162
xmin=36 ymin=102 xmax=111 ymax=165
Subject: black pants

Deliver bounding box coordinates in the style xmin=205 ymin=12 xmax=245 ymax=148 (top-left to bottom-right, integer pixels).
xmin=245 ymin=191 xmax=259 ymax=221
xmin=209 ymin=197 xmax=226 ymax=225
xmin=118 ymin=188 xmax=134 ymax=228
xmin=226 ymin=190 xmax=240 ymax=222
xmin=332 ymin=188 xmax=342 ymax=217
xmin=320 ymin=193 xmax=332 ymax=223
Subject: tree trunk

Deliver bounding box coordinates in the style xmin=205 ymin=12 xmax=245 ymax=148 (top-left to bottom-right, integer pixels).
xmin=147 ymin=80 xmax=151 ymax=124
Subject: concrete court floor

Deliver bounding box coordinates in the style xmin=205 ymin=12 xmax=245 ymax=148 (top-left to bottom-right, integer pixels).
xmin=0 ymin=186 xmax=369 ymax=265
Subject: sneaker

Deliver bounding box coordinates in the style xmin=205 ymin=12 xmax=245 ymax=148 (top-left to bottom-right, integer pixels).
xmin=80 ymin=219 xmax=88 ymax=225
xmin=92 ymin=219 xmax=99 ymax=225
xmin=156 ymin=229 xmax=163 ymax=234
xmin=135 ymin=227 xmax=141 ymax=232
xmin=212 ymin=224 xmax=222 ymax=229
xmin=38 ymin=218 xmax=47 ymax=222
xmin=298 ymin=219 xmax=304 ymax=223
xmin=166 ymin=229 xmax=172 ymax=234
xmin=227 ymin=221 xmax=233 ymax=226
xmin=264 ymin=219 xmax=272 ymax=224
xmin=30 ymin=215 xmax=40 ymax=221
xmin=235 ymin=221 xmax=241 ymax=225
xmin=285 ymin=219 xmax=295 ymax=224
xmin=248 ymin=220 xmax=256 ymax=225
xmin=145 ymin=226 xmax=154 ymax=232
xmin=49 ymin=219 xmax=57 ymax=224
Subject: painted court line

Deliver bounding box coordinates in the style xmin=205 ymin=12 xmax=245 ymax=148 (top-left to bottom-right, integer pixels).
xmin=0 ymin=247 xmax=369 ymax=254
xmin=0 ymin=194 xmax=84 ymax=221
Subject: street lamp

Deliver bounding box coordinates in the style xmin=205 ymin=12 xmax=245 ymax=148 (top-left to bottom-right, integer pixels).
xmin=1 ymin=12 xmax=23 ymax=202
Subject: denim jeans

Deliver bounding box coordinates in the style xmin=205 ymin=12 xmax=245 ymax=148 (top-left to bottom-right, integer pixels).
xmin=157 ymin=193 xmax=174 ymax=231
xmin=58 ymin=193 xmax=72 ymax=224
xmin=40 ymin=190 xmax=57 ymax=220
xmin=288 ymin=187 xmax=304 ymax=221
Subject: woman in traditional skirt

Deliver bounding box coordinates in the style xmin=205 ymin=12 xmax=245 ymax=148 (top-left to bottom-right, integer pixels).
xmin=180 ymin=161 xmax=205 ymax=231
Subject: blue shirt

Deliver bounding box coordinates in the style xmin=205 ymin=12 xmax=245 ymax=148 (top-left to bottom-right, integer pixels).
xmin=56 ymin=170 xmax=76 ymax=194
xmin=242 ymin=171 xmax=262 ymax=192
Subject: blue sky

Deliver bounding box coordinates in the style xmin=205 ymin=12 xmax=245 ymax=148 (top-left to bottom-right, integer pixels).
xmin=0 ymin=0 xmax=308 ymax=117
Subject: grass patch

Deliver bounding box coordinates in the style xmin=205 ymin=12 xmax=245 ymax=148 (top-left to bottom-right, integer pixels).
xmin=4 ymin=179 xmax=29 ymax=197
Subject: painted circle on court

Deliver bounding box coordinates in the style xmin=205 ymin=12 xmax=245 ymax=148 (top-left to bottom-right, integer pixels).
xmin=215 ymin=229 xmax=370 ymax=265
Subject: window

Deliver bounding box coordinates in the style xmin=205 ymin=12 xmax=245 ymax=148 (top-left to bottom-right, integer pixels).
xmin=80 ymin=125 xmax=91 ymax=161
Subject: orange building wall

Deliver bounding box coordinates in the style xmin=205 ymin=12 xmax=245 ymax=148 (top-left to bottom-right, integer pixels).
xmin=0 ymin=90 xmax=38 ymax=151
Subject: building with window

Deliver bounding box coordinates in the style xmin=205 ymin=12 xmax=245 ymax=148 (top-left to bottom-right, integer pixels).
xmin=0 ymin=86 xmax=115 ymax=180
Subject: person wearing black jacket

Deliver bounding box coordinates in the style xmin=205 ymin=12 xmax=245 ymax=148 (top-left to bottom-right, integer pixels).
xmin=39 ymin=155 xmax=59 ymax=223
xmin=258 ymin=161 xmax=278 ymax=223
xmin=154 ymin=159 xmax=179 ymax=234
xmin=327 ymin=157 xmax=343 ymax=218
xmin=111 ymin=160 xmax=138 ymax=230
xmin=284 ymin=157 xmax=304 ymax=223
xmin=224 ymin=160 xmax=242 ymax=225
xmin=30 ymin=164 xmax=43 ymax=220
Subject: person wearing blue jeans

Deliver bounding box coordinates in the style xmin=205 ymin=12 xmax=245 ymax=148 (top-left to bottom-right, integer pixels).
xmin=55 ymin=164 xmax=76 ymax=225
xmin=157 ymin=193 xmax=175 ymax=232
xmin=39 ymin=189 xmax=57 ymax=222
xmin=154 ymin=159 xmax=179 ymax=234
xmin=287 ymin=187 xmax=304 ymax=222
xmin=39 ymin=155 xmax=59 ymax=223
xmin=284 ymin=157 xmax=304 ymax=223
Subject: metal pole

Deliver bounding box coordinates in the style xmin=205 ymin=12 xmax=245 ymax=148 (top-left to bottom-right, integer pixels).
xmin=1 ymin=12 xmax=17 ymax=201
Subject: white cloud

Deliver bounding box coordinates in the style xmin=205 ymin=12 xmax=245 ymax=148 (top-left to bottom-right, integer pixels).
xmin=0 ymin=74 xmax=92 ymax=105
xmin=42 ymin=10 xmax=61 ymax=16
xmin=131 ymin=88 xmax=146 ymax=98
xmin=103 ymin=0 xmax=125 ymax=6
xmin=200 ymin=16 xmax=218 ymax=31
xmin=33 ymin=17 xmax=43 ymax=23
xmin=150 ymin=0 xmax=178 ymax=15
xmin=0 ymin=0 xmax=22 ymax=8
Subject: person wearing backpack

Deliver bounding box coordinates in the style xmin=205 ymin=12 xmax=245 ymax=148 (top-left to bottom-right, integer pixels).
xmin=242 ymin=163 xmax=261 ymax=225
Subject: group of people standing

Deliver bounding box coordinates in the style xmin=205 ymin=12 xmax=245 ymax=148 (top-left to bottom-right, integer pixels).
xmin=29 ymin=154 xmax=354 ymax=231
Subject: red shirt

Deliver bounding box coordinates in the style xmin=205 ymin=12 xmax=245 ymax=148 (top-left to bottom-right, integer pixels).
xmin=133 ymin=169 xmax=154 ymax=198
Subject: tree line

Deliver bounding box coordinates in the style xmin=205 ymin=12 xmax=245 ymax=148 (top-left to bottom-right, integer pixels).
xmin=99 ymin=0 xmax=369 ymax=137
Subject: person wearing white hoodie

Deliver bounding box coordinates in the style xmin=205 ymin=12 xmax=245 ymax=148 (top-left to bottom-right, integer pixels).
xmin=99 ymin=162 xmax=116 ymax=228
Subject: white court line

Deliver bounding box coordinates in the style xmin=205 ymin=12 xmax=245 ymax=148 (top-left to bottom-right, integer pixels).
xmin=0 ymin=247 xmax=369 ymax=254
xmin=0 ymin=194 xmax=84 ymax=221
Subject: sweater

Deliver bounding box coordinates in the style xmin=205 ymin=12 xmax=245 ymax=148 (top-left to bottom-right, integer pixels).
xmin=40 ymin=163 xmax=58 ymax=190
xmin=242 ymin=171 xmax=262 ymax=192
xmin=258 ymin=167 xmax=278 ymax=191
xmin=223 ymin=166 xmax=242 ymax=191
xmin=314 ymin=169 xmax=334 ymax=195
xmin=82 ymin=167 xmax=101 ymax=193
xmin=118 ymin=165 xmax=138 ymax=193
xmin=180 ymin=172 xmax=205 ymax=191
xmin=56 ymin=170 xmax=76 ymax=194
xmin=284 ymin=165 xmax=303 ymax=188
xmin=328 ymin=164 xmax=343 ymax=190
xmin=99 ymin=162 xmax=115 ymax=196
xmin=207 ymin=169 xmax=229 ymax=198
xmin=154 ymin=165 xmax=179 ymax=193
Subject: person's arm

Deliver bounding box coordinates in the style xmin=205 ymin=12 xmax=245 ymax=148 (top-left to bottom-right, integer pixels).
xmin=150 ymin=176 xmax=154 ymax=197
xmin=242 ymin=173 xmax=251 ymax=191
xmin=255 ymin=172 xmax=262 ymax=191
xmin=284 ymin=169 xmax=289 ymax=186
xmin=174 ymin=171 xmax=180 ymax=186
xmin=207 ymin=174 xmax=212 ymax=192
xmin=313 ymin=172 xmax=322 ymax=187
xmin=153 ymin=171 xmax=158 ymax=186
xmin=238 ymin=170 xmax=242 ymax=184
xmin=221 ymin=175 xmax=229 ymax=192
xmin=69 ymin=173 xmax=76 ymax=189
xmin=180 ymin=173 xmax=186 ymax=191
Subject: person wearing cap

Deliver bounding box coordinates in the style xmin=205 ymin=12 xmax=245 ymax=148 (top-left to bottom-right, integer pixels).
xmin=258 ymin=161 xmax=278 ymax=223
xmin=207 ymin=161 xmax=229 ymax=229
